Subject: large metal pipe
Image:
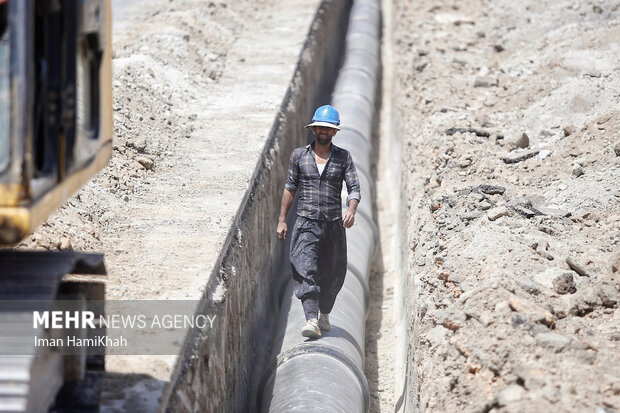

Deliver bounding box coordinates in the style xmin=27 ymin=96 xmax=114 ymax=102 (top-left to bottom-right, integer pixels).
xmin=259 ymin=0 xmax=380 ymax=411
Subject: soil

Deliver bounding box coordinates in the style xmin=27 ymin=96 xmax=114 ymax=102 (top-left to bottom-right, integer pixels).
xmin=393 ymin=0 xmax=620 ymax=411
xmin=12 ymin=0 xmax=620 ymax=411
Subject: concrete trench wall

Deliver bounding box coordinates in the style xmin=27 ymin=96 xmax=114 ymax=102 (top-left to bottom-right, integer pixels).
xmin=160 ymin=1 xmax=353 ymax=411
xmin=257 ymin=0 xmax=382 ymax=411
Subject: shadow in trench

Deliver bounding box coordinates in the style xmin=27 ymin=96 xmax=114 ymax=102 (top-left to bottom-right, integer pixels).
xmin=364 ymin=241 xmax=386 ymax=412
xmin=363 ymin=48 xmax=390 ymax=411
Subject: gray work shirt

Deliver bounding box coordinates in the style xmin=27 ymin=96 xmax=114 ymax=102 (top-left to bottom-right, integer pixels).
xmin=285 ymin=142 xmax=361 ymax=221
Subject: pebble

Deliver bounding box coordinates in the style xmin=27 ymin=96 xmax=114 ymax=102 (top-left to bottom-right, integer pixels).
xmin=569 ymin=287 xmax=601 ymax=316
xmin=533 ymin=239 xmax=554 ymax=260
xmin=508 ymin=297 xmax=555 ymax=327
xmin=568 ymin=284 xmax=618 ymax=316
xmin=512 ymin=205 xmax=540 ymax=218
xmin=60 ymin=237 xmax=72 ymax=250
xmin=538 ymin=224 xmax=555 ymax=235
xmin=614 ymin=142 xmax=620 ymax=156
xmin=33 ymin=233 xmax=52 ymax=249
xmin=487 ymin=206 xmax=509 ymax=221
xmin=535 ymin=332 xmax=571 ymax=352
xmin=478 ymin=184 xmax=506 ymax=195
xmin=533 ymin=267 xmax=568 ymax=290
xmin=461 ymin=212 xmax=480 ymax=221
xmin=126 ymin=138 xmax=147 ymax=152
xmin=136 ymin=156 xmax=155 ymax=170
xmin=474 ymin=76 xmax=498 ymax=87
xmin=566 ymin=257 xmax=592 ymax=277
xmin=596 ymin=282 xmax=618 ymax=308
xmin=552 ymin=272 xmax=576 ymax=294
xmin=502 ymin=149 xmax=540 ymax=164
xmin=515 ymin=132 xmax=529 ymax=149
xmin=563 ymin=125 xmax=576 ymax=136
xmin=517 ymin=278 xmax=541 ymax=295
xmin=479 ymin=201 xmax=492 ymax=211
xmin=440 ymin=310 xmax=467 ymax=331
xmin=496 ymin=384 xmax=525 ymax=406
xmin=611 ymin=251 xmax=620 ymax=273
xmin=571 ymin=165 xmax=584 ymax=177
xmin=538 ymin=207 xmax=571 ymax=218
xmin=536 ymin=249 xmax=555 ymax=261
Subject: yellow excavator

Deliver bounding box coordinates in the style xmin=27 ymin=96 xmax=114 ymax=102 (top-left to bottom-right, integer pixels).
xmin=0 ymin=0 xmax=112 ymax=411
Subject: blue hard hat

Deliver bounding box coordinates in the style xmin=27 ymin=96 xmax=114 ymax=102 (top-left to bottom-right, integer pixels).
xmin=305 ymin=105 xmax=341 ymax=130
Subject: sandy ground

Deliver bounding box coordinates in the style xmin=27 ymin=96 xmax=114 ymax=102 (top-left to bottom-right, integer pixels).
xmin=393 ymin=0 xmax=620 ymax=411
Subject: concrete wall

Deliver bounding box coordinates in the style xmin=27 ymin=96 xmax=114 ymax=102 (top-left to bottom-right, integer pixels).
xmin=160 ymin=1 xmax=352 ymax=411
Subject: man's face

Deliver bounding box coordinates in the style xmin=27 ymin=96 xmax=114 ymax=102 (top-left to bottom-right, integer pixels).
xmin=312 ymin=126 xmax=338 ymax=146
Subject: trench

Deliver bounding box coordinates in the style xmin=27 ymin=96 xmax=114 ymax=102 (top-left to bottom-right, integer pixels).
xmin=253 ymin=0 xmax=411 ymax=411
xmin=363 ymin=0 xmax=411 ymax=410
xmin=159 ymin=0 xmax=413 ymax=411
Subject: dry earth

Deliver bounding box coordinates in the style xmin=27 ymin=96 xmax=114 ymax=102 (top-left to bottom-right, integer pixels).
xmin=10 ymin=0 xmax=620 ymax=412
xmin=394 ymin=0 xmax=620 ymax=411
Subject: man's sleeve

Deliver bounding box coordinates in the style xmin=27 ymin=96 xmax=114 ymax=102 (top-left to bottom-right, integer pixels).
xmin=344 ymin=151 xmax=361 ymax=205
xmin=284 ymin=150 xmax=300 ymax=192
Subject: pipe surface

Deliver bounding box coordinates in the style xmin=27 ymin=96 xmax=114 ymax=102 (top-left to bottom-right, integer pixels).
xmin=260 ymin=0 xmax=381 ymax=411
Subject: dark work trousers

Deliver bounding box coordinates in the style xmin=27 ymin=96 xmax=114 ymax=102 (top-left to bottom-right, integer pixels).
xmin=290 ymin=216 xmax=347 ymax=320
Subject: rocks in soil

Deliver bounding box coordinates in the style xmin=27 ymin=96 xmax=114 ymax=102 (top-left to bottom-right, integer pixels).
xmin=477 ymin=184 xmax=505 ymax=195
xmin=59 ymin=237 xmax=72 ymax=250
xmin=571 ymin=164 xmax=584 ymax=177
xmin=566 ymin=256 xmax=592 ymax=277
xmin=135 ymin=156 xmax=155 ymax=170
xmin=534 ymin=332 xmax=571 ymax=352
xmin=126 ymin=138 xmax=148 ymax=152
xmin=533 ymin=267 xmax=575 ymax=293
xmin=563 ymin=125 xmax=576 ymax=136
xmin=440 ymin=309 xmax=467 ymax=331
xmin=611 ymin=251 xmax=620 ymax=273
xmin=502 ymin=149 xmax=540 ymax=164
xmin=474 ymin=76 xmax=498 ymax=87
xmin=538 ymin=207 xmax=571 ymax=218
xmin=496 ymin=384 xmax=525 ymax=406
xmin=569 ymin=283 xmax=619 ymax=316
xmin=487 ymin=206 xmax=509 ymax=221
xmin=532 ymin=239 xmax=554 ymax=260
xmin=552 ymin=272 xmax=576 ymax=294
xmin=506 ymin=197 xmax=543 ymax=218
xmin=508 ymin=297 xmax=555 ymax=327
xmin=506 ymin=132 xmax=529 ymax=149
xmin=394 ymin=0 xmax=620 ymax=409
xmin=445 ymin=127 xmax=492 ymax=137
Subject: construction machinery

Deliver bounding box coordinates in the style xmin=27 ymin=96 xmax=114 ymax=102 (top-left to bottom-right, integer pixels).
xmin=0 ymin=0 xmax=112 ymax=411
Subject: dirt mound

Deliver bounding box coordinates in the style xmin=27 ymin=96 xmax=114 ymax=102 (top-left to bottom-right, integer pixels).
xmin=394 ymin=0 xmax=620 ymax=411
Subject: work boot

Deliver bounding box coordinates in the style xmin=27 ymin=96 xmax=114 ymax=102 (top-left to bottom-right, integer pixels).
xmin=318 ymin=312 xmax=331 ymax=331
xmin=301 ymin=318 xmax=321 ymax=339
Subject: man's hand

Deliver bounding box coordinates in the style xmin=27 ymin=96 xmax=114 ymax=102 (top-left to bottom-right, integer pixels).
xmin=277 ymin=188 xmax=295 ymax=241
xmin=343 ymin=209 xmax=356 ymax=228
xmin=277 ymin=221 xmax=288 ymax=240
xmin=343 ymin=198 xmax=359 ymax=228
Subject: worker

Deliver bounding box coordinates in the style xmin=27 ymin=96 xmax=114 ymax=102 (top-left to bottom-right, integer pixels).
xmin=276 ymin=104 xmax=361 ymax=339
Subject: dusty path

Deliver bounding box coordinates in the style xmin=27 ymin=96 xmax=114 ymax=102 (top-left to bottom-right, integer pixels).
xmin=394 ymin=0 xmax=620 ymax=411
